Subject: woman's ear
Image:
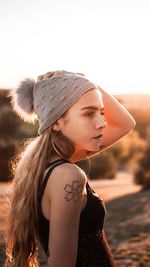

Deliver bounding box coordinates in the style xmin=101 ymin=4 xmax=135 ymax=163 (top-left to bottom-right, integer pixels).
xmin=51 ymin=121 xmax=61 ymax=132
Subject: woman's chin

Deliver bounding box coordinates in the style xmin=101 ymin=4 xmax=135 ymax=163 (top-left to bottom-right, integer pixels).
xmin=87 ymin=144 xmax=102 ymax=152
xmin=85 ymin=147 xmax=101 ymax=155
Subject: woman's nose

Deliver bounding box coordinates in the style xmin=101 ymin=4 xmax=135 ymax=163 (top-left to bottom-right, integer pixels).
xmin=96 ymin=115 xmax=107 ymax=129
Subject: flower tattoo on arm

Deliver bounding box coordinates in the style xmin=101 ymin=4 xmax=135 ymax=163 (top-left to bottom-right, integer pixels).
xmin=64 ymin=180 xmax=84 ymax=203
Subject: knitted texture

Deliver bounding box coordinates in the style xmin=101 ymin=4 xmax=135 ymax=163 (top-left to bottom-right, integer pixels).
xmin=9 ymin=70 xmax=99 ymax=135
xmin=33 ymin=71 xmax=98 ymax=134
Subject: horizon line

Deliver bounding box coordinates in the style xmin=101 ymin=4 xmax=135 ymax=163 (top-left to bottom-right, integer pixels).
xmin=0 ymin=88 xmax=150 ymax=96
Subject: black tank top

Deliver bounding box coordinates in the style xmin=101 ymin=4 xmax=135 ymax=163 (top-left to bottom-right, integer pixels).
xmin=37 ymin=159 xmax=117 ymax=267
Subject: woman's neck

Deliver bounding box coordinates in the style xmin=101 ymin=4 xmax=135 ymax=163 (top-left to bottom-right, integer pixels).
xmin=69 ymin=149 xmax=88 ymax=163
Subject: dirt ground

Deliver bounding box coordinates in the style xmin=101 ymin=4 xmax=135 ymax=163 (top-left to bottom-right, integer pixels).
xmin=0 ymin=173 xmax=149 ymax=267
xmin=92 ymin=175 xmax=150 ymax=267
xmin=104 ymin=189 xmax=150 ymax=267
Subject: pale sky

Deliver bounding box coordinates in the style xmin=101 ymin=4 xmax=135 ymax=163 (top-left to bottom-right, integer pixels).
xmin=0 ymin=0 xmax=150 ymax=94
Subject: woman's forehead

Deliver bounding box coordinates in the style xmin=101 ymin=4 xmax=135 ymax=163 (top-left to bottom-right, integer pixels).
xmin=66 ymin=88 xmax=103 ymax=114
xmin=77 ymin=88 xmax=103 ymax=106
xmin=64 ymin=88 xmax=103 ymax=116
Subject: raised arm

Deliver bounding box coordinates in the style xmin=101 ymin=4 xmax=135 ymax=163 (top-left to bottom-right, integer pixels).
xmin=47 ymin=163 xmax=87 ymax=267
xmin=99 ymin=88 xmax=136 ymax=151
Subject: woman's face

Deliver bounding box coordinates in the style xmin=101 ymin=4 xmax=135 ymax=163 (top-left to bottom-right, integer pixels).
xmin=57 ymin=88 xmax=107 ymax=153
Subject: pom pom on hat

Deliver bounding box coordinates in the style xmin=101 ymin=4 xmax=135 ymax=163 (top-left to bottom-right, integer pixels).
xmin=8 ymin=70 xmax=99 ymax=135
xmin=8 ymin=78 xmax=37 ymax=123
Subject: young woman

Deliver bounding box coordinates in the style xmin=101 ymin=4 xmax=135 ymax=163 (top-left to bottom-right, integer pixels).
xmin=5 ymin=70 xmax=136 ymax=267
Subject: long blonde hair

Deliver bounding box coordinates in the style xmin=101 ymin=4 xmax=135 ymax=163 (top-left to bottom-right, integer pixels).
xmin=4 ymin=126 xmax=75 ymax=267
xmin=5 ymin=71 xmax=100 ymax=266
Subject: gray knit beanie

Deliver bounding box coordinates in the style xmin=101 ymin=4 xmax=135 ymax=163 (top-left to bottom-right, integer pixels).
xmin=8 ymin=70 xmax=99 ymax=135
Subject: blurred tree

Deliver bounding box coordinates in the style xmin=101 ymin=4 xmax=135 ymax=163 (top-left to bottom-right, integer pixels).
xmin=109 ymin=130 xmax=145 ymax=169
xmin=0 ymin=139 xmax=17 ymax=181
xmin=89 ymin=151 xmax=117 ymax=180
xmin=128 ymin=108 xmax=150 ymax=139
xmin=0 ymin=90 xmax=38 ymax=181
xmin=77 ymin=151 xmax=117 ymax=180
xmin=134 ymin=128 xmax=150 ymax=189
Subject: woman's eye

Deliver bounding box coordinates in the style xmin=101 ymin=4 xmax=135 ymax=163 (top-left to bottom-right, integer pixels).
xmin=85 ymin=112 xmax=94 ymax=117
xmin=85 ymin=112 xmax=105 ymax=117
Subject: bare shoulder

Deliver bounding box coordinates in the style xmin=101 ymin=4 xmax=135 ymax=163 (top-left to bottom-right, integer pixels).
xmin=51 ymin=162 xmax=87 ymax=182
xmin=47 ymin=162 xmax=87 ymax=202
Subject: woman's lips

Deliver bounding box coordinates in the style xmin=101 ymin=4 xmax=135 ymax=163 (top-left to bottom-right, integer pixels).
xmin=93 ymin=134 xmax=103 ymax=139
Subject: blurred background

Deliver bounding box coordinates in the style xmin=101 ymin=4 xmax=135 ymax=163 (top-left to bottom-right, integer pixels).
xmin=0 ymin=0 xmax=150 ymax=266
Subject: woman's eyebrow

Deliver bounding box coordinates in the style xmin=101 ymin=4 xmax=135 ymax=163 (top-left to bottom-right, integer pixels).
xmin=80 ymin=105 xmax=104 ymax=111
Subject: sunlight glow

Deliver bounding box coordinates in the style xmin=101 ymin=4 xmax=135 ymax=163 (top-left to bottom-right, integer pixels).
xmin=0 ymin=0 xmax=150 ymax=94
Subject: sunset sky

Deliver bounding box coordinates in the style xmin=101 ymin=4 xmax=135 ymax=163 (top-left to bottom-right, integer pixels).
xmin=0 ymin=0 xmax=150 ymax=94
